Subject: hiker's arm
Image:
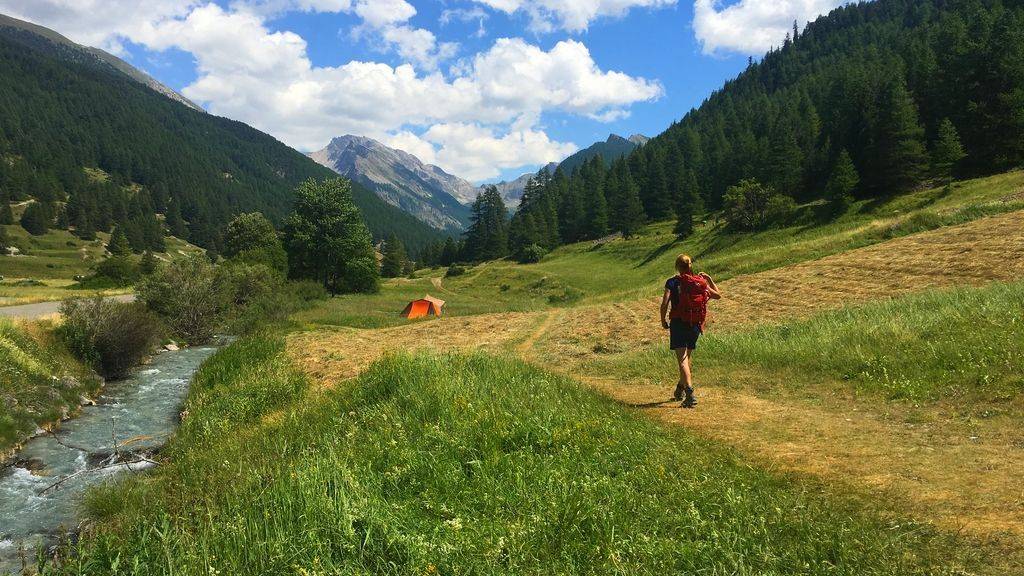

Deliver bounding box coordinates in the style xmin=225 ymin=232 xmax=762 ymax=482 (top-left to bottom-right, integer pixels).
xmin=700 ymin=273 xmax=723 ymax=300
xmin=660 ymin=290 xmax=671 ymax=328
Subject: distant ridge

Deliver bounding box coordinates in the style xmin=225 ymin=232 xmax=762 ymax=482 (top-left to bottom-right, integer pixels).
xmin=558 ymin=134 xmax=647 ymax=174
xmin=0 ymin=13 xmax=202 ymax=112
xmin=311 ymin=135 xmax=473 ymax=231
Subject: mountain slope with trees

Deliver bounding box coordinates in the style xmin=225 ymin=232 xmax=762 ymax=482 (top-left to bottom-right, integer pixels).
xmin=0 ymin=15 xmax=442 ymax=255
xmin=503 ymin=0 xmax=1022 ymax=259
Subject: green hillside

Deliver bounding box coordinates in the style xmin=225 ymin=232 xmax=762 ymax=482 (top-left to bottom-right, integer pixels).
xmin=506 ymin=0 xmax=1024 ymax=262
xmin=0 ymin=17 xmax=443 ymax=253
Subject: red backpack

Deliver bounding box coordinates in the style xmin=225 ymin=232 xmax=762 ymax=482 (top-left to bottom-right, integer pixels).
xmin=670 ymin=274 xmax=709 ymax=326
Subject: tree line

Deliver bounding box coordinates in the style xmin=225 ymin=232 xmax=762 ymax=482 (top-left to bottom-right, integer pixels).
xmin=453 ymin=0 xmax=1010 ymax=262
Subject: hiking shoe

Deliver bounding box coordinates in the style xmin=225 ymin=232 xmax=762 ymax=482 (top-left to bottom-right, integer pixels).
xmin=673 ymin=382 xmax=684 ymax=401
xmin=682 ymin=387 xmax=697 ymax=408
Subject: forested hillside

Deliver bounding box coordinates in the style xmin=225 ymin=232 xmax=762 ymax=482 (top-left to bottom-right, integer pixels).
xmin=0 ymin=20 xmax=442 ymax=253
xmin=502 ymin=0 xmax=1024 ymax=260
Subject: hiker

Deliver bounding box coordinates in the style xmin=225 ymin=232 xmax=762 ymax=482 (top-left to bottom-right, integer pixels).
xmin=660 ymin=254 xmax=721 ymax=408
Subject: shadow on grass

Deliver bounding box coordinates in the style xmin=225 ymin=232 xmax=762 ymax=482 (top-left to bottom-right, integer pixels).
xmin=636 ymin=237 xmax=682 ymax=269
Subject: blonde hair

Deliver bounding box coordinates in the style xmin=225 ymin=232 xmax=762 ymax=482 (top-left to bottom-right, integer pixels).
xmin=675 ymin=254 xmax=693 ymax=274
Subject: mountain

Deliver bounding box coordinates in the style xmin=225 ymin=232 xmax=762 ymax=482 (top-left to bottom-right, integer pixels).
xmin=0 ymin=14 xmax=443 ymax=252
xmin=481 ymin=162 xmax=558 ymax=208
xmin=311 ymin=135 xmax=473 ymax=231
xmin=0 ymin=14 xmax=201 ymax=112
xmin=557 ymin=134 xmax=647 ymax=175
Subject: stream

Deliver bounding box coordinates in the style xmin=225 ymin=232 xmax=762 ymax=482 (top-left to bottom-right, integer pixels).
xmin=0 ymin=344 xmax=219 ymax=574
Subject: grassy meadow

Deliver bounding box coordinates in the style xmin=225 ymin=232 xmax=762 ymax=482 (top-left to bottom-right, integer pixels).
xmin=56 ymin=334 xmax=984 ymax=575
xmin=302 ymin=171 xmax=1024 ymax=329
xmin=586 ymin=280 xmax=1024 ymax=401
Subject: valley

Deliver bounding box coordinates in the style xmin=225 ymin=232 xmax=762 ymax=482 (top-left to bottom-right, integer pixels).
xmin=3 ymin=0 xmax=1024 ymax=573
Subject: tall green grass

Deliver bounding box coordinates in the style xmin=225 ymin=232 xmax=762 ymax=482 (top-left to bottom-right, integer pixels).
xmin=58 ymin=336 xmax=983 ymax=574
xmin=0 ymin=320 xmax=99 ymax=452
xmin=593 ymin=281 xmax=1024 ymax=401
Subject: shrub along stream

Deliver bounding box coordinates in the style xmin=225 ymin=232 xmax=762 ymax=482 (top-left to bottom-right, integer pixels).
xmin=51 ymin=335 xmax=984 ymax=574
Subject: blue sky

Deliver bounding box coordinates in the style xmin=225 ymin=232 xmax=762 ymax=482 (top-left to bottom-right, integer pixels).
xmin=1 ymin=0 xmax=847 ymax=182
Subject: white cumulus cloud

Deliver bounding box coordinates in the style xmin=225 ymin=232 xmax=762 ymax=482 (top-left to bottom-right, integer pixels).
xmin=693 ymin=0 xmax=848 ymax=55
xmin=472 ymin=0 xmax=676 ymax=33
xmin=0 ymin=1 xmax=662 ymax=181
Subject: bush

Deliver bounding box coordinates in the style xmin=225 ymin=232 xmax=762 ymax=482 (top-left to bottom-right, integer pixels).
xmin=722 ymin=179 xmax=795 ymax=231
xmin=517 ymin=244 xmax=548 ymax=264
xmin=291 ymin=280 xmax=328 ymax=303
xmin=138 ymin=254 xmax=231 ymax=344
xmin=57 ymin=298 xmax=163 ymax=379
xmin=216 ymin=262 xmax=281 ymax=308
xmin=445 ymin=264 xmax=467 ymax=277
xmin=91 ymin=255 xmax=140 ymax=287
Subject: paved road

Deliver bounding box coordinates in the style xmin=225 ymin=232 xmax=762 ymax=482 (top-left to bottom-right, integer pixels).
xmin=0 ymin=294 xmax=135 ymax=320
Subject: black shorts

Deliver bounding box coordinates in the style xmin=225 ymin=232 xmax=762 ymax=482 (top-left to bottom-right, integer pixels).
xmin=669 ymin=319 xmax=702 ymax=350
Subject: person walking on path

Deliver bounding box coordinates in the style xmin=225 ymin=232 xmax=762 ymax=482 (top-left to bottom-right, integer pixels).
xmin=660 ymin=254 xmax=721 ymax=407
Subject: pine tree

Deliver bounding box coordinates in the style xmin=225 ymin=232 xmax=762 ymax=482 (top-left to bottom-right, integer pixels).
xmin=581 ymin=157 xmax=608 ymax=239
xmin=674 ymin=169 xmax=704 ymax=237
xmin=19 ymin=202 xmax=51 ymax=236
xmin=380 ymin=232 xmax=407 ymax=278
xmin=140 ymin=250 xmax=159 ymax=275
xmin=870 ymin=79 xmax=929 ymax=193
xmin=440 ymin=236 xmax=459 ymax=266
xmin=931 ymin=118 xmax=966 ymax=182
xmin=642 ymin=156 xmax=672 ymax=220
xmin=165 ymin=197 xmax=188 ymax=239
xmin=0 ymin=190 xmax=12 ymax=225
xmin=107 ymin=226 xmax=132 ymax=257
xmin=614 ymin=176 xmax=645 ymax=238
xmin=463 ymin=186 xmax=508 ymax=262
xmin=825 ymin=149 xmax=859 ymax=215
xmin=0 ymin=223 xmax=8 ymax=255
xmin=557 ymin=176 xmax=585 ymax=244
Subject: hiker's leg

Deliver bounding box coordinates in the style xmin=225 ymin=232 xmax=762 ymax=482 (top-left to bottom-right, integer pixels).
xmin=677 ymin=347 xmax=692 ymax=389
xmin=682 ymin=345 xmax=697 ymax=407
xmin=673 ymin=347 xmax=687 ymax=398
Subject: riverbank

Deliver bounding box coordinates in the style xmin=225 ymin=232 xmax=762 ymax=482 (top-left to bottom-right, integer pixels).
xmin=0 ymin=319 xmax=101 ymax=460
xmin=0 ymin=342 xmax=219 ymax=574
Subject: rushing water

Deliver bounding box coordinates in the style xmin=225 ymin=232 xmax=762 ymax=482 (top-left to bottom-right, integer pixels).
xmin=0 ymin=344 xmax=219 ymax=574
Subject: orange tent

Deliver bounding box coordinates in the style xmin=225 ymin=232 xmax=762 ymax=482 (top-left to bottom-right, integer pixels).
xmin=401 ymin=295 xmax=445 ymax=319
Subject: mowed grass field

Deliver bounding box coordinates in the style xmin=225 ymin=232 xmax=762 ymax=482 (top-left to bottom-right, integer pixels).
xmin=54 ymin=171 xmax=1024 ymax=573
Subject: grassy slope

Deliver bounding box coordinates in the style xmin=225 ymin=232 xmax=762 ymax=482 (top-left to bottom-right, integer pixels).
xmin=0 ymin=319 xmax=99 ymax=454
xmin=63 ymin=334 xmax=982 ymax=575
xmin=0 ymin=201 xmax=205 ymax=305
xmin=302 ymin=170 xmax=1024 ymax=329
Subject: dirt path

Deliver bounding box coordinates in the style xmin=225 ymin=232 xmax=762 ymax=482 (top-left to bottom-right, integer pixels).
xmin=288 ymin=210 xmax=1024 ymax=563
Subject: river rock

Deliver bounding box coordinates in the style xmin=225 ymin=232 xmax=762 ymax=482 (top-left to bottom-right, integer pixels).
xmin=15 ymin=456 xmax=45 ymax=471
xmin=79 ymin=395 xmax=96 ymax=406
xmin=164 ymin=342 xmax=180 ymax=352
